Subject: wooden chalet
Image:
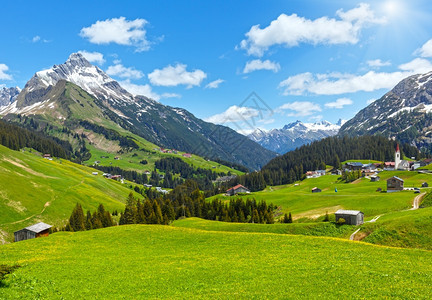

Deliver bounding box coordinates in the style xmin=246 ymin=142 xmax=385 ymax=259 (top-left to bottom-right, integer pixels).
xmin=14 ymin=222 xmax=52 ymax=242
xmin=226 ymin=184 xmax=250 ymax=196
xmin=387 ymin=176 xmax=404 ymax=192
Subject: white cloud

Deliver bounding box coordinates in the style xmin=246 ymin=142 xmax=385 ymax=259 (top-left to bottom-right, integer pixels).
xmin=0 ymin=64 xmax=12 ymax=80
xmin=148 ymin=63 xmax=207 ymax=88
xmin=119 ymin=80 xmax=180 ymax=101
xmin=277 ymin=101 xmax=321 ymax=116
xmin=239 ymin=3 xmax=385 ymax=56
xmin=398 ymin=58 xmax=432 ymax=74
xmin=325 ymin=97 xmax=353 ymax=109
xmin=416 ymin=39 xmax=432 ymax=58
xmin=78 ymin=50 xmax=105 ymax=65
xmin=32 ymin=36 xmax=40 ymax=43
xmin=80 ymin=17 xmax=150 ymax=51
xmin=205 ymin=105 xmax=259 ymax=124
xmin=205 ymin=79 xmax=224 ymax=89
xmin=367 ymin=59 xmax=391 ymax=68
xmin=106 ymin=64 xmax=144 ymax=79
xmin=243 ymin=59 xmax=280 ymax=73
xmin=279 ymin=58 xmax=432 ymax=96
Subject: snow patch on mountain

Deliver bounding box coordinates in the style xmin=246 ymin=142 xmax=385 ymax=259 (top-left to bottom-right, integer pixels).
xmin=0 ymin=87 xmax=21 ymax=107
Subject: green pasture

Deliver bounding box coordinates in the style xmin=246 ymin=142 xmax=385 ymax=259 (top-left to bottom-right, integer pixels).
xmin=1 ymin=225 xmax=431 ymax=299
xmin=0 ymin=145 xmax=138 ymax=242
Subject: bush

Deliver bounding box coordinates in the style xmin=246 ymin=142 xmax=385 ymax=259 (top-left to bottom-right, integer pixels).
xmin=337 ymin=218 xmax=346 ymax=225
xmin=0 ymin=265 xmax=20 ymax=286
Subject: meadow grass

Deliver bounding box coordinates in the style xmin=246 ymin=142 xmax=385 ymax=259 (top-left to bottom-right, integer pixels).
xmin=0 ymin=225 xmax=431 ymax=299
xmin=172 ymin=217 xmax=354 ymax=238
xmin=214 ymin=171 xmax=431 ymax=220
xmin=0 ymin=145 xmax=138 ymax=242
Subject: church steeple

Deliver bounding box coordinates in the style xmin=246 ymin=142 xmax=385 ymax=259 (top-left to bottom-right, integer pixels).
xmin=395 ymin=144 xmax=401 ymax=170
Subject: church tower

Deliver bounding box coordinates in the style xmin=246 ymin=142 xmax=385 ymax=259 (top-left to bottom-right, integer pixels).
xmin=395 ymin=144 xmax=401 ymax=170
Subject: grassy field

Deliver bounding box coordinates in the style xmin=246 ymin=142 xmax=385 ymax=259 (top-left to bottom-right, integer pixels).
xmin=173 ymin=217 xmax=354 ymax=238
xmin=0 ymin=145 xmax=139 ymax=243
xmin=212 ymin=172 xmax=431 ymax=221
xmin=0 ymin=225 xmax=431 ymax=299
xmin=358 ymin=206 xmax=432 ymax=250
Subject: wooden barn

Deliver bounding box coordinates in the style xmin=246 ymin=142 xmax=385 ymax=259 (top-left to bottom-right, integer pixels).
xmin=370 ymin=175 xmax=380 ymax=182
xmin=387 ymin=176 xmax=404 ymax=192
xmin=311 ymin=187 xmax=321 ymax=193
xmin=335 ymin=210 xmax=364 ymax=225
xmin=14 ymin=222 xmax=52 ymax=242
xmin=226 ymin=184 xmax=250 ymax=196
xmin=422 ymin=182 xmax=429 ymax=187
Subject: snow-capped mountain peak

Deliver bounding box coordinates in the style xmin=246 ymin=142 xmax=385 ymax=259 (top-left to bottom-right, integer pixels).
xmin=248 ymin=120 xmax=341 ymax=154
xmin=0 ymin=87 xmax=21 ymax=107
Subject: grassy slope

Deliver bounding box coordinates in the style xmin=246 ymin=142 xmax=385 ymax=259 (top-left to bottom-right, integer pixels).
xmin=48 ymin=82 xmax=243 ymax=175
xmin=0 ymin=225 xmax=431 ymax=299
xmin=212 ymin=171 xmax=432 ymax=220
xmin=359 ymin=207 xmax=432 ymax=250
xmin=172 ymin=217 xmax=354 ymax=238
xmin=0 ymin=145 xmax=139 ymax=242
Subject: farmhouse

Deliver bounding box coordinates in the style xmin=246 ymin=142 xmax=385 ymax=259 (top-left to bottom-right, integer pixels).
xmin=14 ymin=222 xmax=52 ymax=242
xmin=311 ymin=187 xmax=321 ymax=193
xmin=43 ymin=154 xmax=51 ymax=159
xmin=182 ymin=153 xmax=192 ymax=158
xmin=335 ymin=210 xmax=364 ymax=225
xmin=344 ymin=162 xmax=363 ymax=171
xmin=226 ymin=184 xmax=250 ymax=196
xmin=387 ymin=176 xmax=404 ymax=192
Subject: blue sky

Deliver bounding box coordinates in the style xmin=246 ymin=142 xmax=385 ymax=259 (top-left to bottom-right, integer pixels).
xmin=1 ymin=0 xmax=432 ymax=133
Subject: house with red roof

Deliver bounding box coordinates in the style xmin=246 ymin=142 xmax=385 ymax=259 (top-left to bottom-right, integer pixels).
xmin=226 ymin=184 xmax=250 ymax=196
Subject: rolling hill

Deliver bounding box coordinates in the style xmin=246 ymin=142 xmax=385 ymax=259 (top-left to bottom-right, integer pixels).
xmin=0 ymin=144 xmax=139 ymax=243
xmin=0 ymin=225 xmax=431 ymax=298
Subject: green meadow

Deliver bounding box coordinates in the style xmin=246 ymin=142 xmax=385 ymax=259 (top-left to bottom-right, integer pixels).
xmin=0 ymin=145 xmax=137 ymax=242
xmin=1 ymin=225 xmax=432 ymax=299
xmin=211 ymin=171 xmax=431 ymax=220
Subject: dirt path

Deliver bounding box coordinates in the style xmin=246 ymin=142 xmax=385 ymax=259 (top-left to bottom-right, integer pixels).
xmin=410 ymin=192 xmax=426 ymax=210
xmin=350 ymin=228 xmax=361 ymax=240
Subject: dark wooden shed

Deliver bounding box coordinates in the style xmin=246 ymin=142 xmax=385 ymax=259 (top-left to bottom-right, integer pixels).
xmin=422 ymin=182 xmax=428 ymax=187
xmin=387 ymin=176 xmax=404 ymax=192
xmin=14 ymin=222 xmax=52 ymax=242
xmin=335 ymin=210 xmax=364 ymax=225
xmin=311 ymin=187 xmax=321 ymax=193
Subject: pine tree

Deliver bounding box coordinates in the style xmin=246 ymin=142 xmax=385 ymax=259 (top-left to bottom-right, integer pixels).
xmin=287 ymin=212 xmax=293 ymax=223
xmin=68 ymin=203 xmax=85 ymax=231
xmin=85 ymin=210 xmax=93 ymax=230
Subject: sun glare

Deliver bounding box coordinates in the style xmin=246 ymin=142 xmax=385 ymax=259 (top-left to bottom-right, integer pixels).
xmin=382 ymin=0 xmax=403 ymax=18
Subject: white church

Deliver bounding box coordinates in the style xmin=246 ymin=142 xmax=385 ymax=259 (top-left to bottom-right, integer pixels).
xmin=394 ymin=144 xmax=410 ymax=171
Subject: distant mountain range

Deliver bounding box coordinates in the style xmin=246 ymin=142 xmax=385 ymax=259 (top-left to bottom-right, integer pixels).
xmin=248 ymin=120 xmax=343 ymax=154
xmin=0 ymin=53 xmax=275 ymax=170
xmin=0 ymin=87 xmax=20 ymax=107
xmin=339 ymin=70 xmax=432 ymax=150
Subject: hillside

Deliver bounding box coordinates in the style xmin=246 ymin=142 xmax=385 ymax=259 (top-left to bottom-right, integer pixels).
xmin=1 ymin=53 xmax=276 ymax=170
xmin=339 ymin=70 xmax=432 ymax=151
xmin=0 ymin=144 xmax=139 ymax=243
xmin=1 ymin=225 xmax=431 ymax=298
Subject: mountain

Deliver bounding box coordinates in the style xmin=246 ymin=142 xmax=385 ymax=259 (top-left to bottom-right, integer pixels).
xmin=339 ymin=71 xmax=432 ymax=150
xmin=0 ymin=87 xmax=20 ymax=107
xmin=248 ymin=120 xmax=342 ymax=154
xmin=0 ymin=53 xmax=275 ymax=170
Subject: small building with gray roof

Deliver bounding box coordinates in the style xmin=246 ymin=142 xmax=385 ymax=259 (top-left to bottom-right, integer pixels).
xmin=335 ymin=209 xmax=364 ymax=225
xmin=14 ymin=222 xmax=52 ymax=242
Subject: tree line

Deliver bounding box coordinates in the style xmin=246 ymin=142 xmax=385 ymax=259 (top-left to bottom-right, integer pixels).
xmin=0 ymin=119 xmax=70 ymax=158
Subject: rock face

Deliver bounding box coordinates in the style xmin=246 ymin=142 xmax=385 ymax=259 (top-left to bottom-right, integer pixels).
xmin=0 ymin=87 xmax=20 ymax=107
xmin=248 ymin=120 xmax=342 ymax=154
xmin=339 ymin=71 xmax=432 ymax=148
xmin=0 ymin=53 xmax=275 ymax=170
